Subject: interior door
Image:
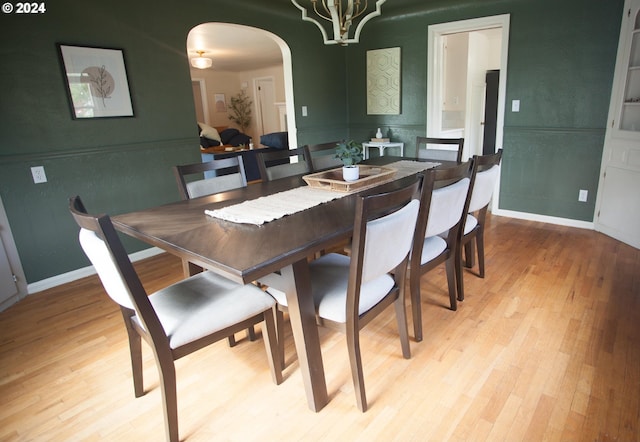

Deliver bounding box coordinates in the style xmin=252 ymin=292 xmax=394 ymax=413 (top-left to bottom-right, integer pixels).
xmin=595 ymin=0 xmax=640 ymax=249
xmin=254 ymin=77 xmax=278 ymax=138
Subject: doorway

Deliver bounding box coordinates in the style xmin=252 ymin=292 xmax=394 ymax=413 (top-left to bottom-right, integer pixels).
xmin=427 ymin=15 xmax=510 ymax=159
xmin=427 ymin=14 xmax=510 ymax=210
xmin=191 ymin=78 xmax=209 ymax=124
xmin=254 ymin=77 xmax=279 ymax=137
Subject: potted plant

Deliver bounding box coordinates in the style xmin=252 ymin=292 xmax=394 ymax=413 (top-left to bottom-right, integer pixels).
xmin=227 ymin=89 xmax=252 ymax=133
xmin=335 ymin=140 xmax=364 ymax=181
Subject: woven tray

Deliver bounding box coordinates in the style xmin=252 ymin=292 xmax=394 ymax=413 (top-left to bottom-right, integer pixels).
xmin=303 ymin=165 xmax=397 ymax=192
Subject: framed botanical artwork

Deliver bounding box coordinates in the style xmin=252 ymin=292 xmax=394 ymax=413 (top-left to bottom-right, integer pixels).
xmin=367 ymin=47 xmax=401 ymax=115
xmin=57 ymin=44 xmax=134 ymax=119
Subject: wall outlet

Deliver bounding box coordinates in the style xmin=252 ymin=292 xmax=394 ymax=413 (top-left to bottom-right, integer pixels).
xmin=302 ymin=105 xmax=308 ymax=117
xmin=578 ymin=189 xmax=588 ymax=202
xmin=31 ymin=166 xmax=47 ymax=184
xmin=512 ymin=99 xmax=520 ymax=112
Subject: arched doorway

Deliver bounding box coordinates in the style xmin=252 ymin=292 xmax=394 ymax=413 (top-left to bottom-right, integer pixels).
xmin=186 ymin=23 xmax=297 ymax=149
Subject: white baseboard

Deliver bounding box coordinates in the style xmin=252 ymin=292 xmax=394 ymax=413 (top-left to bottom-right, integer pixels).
xmin=27 ymin=247 xmax=165 ymax=295
xmin=492 ymin=208 xmax=594 ymax=230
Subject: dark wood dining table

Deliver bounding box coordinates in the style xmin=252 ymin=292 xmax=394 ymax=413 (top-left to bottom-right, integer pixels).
xmin=111 ymin=156 xmax=430 ymax=412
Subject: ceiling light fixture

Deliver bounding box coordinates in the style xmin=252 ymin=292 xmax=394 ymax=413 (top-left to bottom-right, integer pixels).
xmin=291 ymin=0 xmax=386 ymax=46
xmin=191 ymin=50 xmax=213 ymax=69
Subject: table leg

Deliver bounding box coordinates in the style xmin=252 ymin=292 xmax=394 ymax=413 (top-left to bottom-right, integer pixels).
xmin=280 ymin=260 xmax=329 ymax=412
xmin=378 ymin=146 xmax=385 ymax=157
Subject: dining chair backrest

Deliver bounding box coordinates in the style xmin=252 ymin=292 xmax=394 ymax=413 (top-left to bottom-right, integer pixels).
xmin=173 ymin=156 xmax=247 ymax=200
xmin=423 ymin=172 xmax=472 ymax=238
xmin=467 ymin=149 xmax=503 ymax=213
xmin=69 ymin=196 xmax=161 ymax=334
xmin=354 ymin=179 xmax=422 ymax=285
xmin=257 ymin=146 xmax=312 ymax=181
xmin=307 ymin=141 xmax=343 ymax=171
xmin=416 ymin=136 xmax=464 ymax=163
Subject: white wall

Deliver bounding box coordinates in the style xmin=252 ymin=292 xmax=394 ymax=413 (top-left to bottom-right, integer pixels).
xmin=190 ymin=64 xmax=285 ymax=142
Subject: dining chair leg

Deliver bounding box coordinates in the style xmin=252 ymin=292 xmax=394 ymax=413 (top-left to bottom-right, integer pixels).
xmin=394 ymin=296 xmax=411 ymax=359
xmin=123 ymin=318 xmax=144 ymax=397
xmin=247 ymin=326 xmax=257 ymax=341
xmin=464 ymin=237 xmax=476 ymax=269
xmin=275 ymin=307 xmax=286 ymax=368
xmin=154 ymin=353 xmax=178 ymax=442
xmin=346 ymin=325 xmax=367 ymax=412
xmin=477 ymin=227 xmax=486 ymax=278
xmin=445 ymin=256 xmax=458 ymax=310
xmin=409 ymin=274 xmax=423 ymax=342
xmin=455 ymin=244 xmax=465 ymax=304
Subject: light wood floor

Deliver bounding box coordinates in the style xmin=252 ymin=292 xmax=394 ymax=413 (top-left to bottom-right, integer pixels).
xmin=1 ymin=214 xmax=639 ymax=441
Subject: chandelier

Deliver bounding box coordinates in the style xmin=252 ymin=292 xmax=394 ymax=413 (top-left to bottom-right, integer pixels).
xmin=291 ymin=0 xmax=386 ymax=46
xmin=191 ymin=51 xmax=213 ymax=69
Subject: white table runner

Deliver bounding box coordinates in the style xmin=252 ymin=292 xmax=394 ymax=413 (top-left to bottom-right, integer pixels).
xmin=205 ymin=160 xmax=440 ymax=225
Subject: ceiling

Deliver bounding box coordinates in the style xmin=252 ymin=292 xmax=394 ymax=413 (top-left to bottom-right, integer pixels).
xmin=185 ymin=0 xmax=438 ymax=72
xmin=186 ymin=23 xmax=283 ymax=72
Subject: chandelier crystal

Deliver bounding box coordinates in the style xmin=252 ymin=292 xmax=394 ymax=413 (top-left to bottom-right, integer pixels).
xmin=291 ymin=0 xmax=386 ymax=46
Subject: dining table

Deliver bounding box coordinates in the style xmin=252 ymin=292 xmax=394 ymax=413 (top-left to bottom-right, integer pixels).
xmin=111 ymin=156 xmax=442 ymax=412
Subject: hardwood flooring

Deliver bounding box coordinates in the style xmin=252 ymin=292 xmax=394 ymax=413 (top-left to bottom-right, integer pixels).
xmin=1 ymin=214 xmax=638 ymax=441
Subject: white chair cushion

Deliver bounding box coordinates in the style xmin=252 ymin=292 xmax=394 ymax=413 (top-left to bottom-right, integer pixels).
xmin=187 ymin=173 xmax=244 ymax=198
xmin=464 ymin=214 xmax=478 ymax=235
xmin=468 ymin=165 xmax=499 ymax=212
xmin=310 ymin=254 xmax=395 ymax=323
xmin=79 ymin=228 xmax=135 ymax=310
xmin=424 ymin=177 xmax=470 ymax=237
xmin=146 ymin=272 xmax=275 ymax=349
xmin=421 ymin=235 xmax=447 ymax=264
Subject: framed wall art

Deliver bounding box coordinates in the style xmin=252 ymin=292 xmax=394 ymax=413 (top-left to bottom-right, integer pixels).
xmin=367 ymin=47 xmax=401 ymax=115
xmin=58 ymin=44 xmax=134 ymax=119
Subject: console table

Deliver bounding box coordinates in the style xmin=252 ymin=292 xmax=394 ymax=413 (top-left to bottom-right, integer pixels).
xmin=362 ymin=141 xmax=404 ymax=159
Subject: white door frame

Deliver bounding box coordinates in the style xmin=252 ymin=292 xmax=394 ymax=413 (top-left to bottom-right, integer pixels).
xmin=427 ymin=14 xmax=510 ymax=211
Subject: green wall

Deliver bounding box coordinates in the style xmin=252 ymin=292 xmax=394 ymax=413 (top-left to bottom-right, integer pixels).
xmin=0 ymin=0 xmax=625 ymax=285
xmin=346 ymin=0 xmax=622 ymax=221
xmin=0 ymin=0 xmax=346 ymax=283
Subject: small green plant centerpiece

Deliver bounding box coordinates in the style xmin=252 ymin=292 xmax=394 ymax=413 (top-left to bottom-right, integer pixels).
xmin=335 ymin=140 xmax=363 ymax=181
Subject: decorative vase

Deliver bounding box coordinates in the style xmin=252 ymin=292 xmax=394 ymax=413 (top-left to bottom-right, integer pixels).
xmin=342 ymin=165 xmax=359 ymax=181
xmin=376 ymin=127 xmax=383 ymax=138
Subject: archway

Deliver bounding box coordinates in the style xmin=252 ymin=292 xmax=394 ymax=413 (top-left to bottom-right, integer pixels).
xmin=186 ymin=23 xmax=297 ymax=149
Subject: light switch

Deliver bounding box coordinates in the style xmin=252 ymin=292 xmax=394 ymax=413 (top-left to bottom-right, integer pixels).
xmin=512 ymin=100 xmax=520 ymax=112
xmin=302 ymin=106 xmax=308 ymax=117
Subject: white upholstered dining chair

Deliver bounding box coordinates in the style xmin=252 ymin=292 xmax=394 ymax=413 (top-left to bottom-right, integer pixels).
xmin=416 ymin=136 xmax=464 ymax=163
xmin=256 ymin=146 xmax=313 ymax=181
xmin=173 ymin=156 xmax=247 ymax=200
xmin=409 ymin=161 xmax=472 ymax=341
xmin=69 ymin=196 xmax=282 ymax=442
xmin=266 ymin=176 xmax=422 ymax=411
xmin=457 ymin=149 xmax=503 ymax=300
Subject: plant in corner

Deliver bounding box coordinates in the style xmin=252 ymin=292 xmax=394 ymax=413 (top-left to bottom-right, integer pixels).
xmin=335 ymin=140 xmax=363 ymax=181
xmin=227 ymin=89 xmax=253 ymax=133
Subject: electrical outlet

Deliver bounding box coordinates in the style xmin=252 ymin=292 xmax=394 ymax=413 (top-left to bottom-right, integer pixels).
xmin=578 ymin=189 xmax=588 ymax=202
xmin=302 ymin=106 xmax=308 ymax=117
xmin=31 ymin=166 xmax=47 ymax=184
